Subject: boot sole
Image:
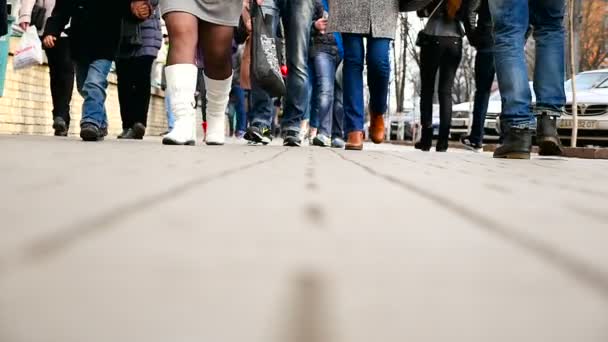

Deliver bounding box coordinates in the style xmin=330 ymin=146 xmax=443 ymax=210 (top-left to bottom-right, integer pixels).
xmin=493 ymin=152 xmax=531 ymax=160
xmin=538 ymin=138 xmax=564 ymax=156
xmin=345 ymin=145 xmax=363 ymax=151
xmin=80 ymin=129 xmax=103 ymax=142
xmin=205 ymin=142 xmax=224 ymax=146
xmin=162 ymin=137 xmax=195 ymax=146
xmin=283 ymin=138 xmax=301 ymax=147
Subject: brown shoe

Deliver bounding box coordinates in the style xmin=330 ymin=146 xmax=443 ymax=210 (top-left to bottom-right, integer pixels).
xmin=345 ymin=131 xmax=364 ymax=150
xmin=369 ymin=113 xmax=385 ymax=144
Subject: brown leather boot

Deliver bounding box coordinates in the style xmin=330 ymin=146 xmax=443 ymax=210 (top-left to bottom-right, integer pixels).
xmin=345 ymin=131 xmax=364 ymax=150
xmin=369 ymin=113 xmax=385 ymax=144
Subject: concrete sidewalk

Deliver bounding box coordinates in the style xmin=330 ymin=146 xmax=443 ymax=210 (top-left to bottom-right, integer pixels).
xmin=0 ymin=135 xmax=607 ymax=342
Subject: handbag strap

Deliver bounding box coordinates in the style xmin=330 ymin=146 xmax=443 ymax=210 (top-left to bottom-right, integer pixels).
xmin=427 ymin=0 xmax=445 ymax=20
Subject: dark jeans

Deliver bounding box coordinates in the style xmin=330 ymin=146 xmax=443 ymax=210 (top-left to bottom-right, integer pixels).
xmin=469 ymin=49 xmax=495 ymax=145
xmin=232 ymin=84 xmax=248 ymax=133
xmin=419 ymin=36 xmax=462 ymax=142
xmin=310 ymin=51 xmax=339 ymax=137
xmin=489 ymin=0 xmax=566 ymax=128
xmin=116 ymin=56 xmax=155 ymax=129
xmin=332 ymin=61 xmax=344 ymax=139
xmin=44 ymin=37 xmax=75 ymax=127
xmin=342 ymin=34 xmax=391 ymax=134
xmin=249 ymin=0 xmax=314 ymax=132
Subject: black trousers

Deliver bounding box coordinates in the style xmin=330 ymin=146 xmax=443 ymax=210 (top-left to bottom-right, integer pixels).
xmin=44 ymin=37 xmax=75 ymax=126
xmin=419 ymin=36 xmax=462 ymax=142
xmin=116 ymin=56 xmax=155 ymax=129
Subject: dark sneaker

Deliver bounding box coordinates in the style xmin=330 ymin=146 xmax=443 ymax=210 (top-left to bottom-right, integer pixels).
xmin=331 ymin=137 xmax=345 ymax=148
xmin=283 ymin=130 xmax=301 ymax=147
xmin=52 ymin=117 xmax=68 ymax=137
xmin=244 ymin=125 xmax=272 ymax=145
xmin=460 ymin=136 xmax=482 ymax=152
xmin=493 ymin=127 xmax=532 ymax=159
xmin=312 ymin=134 xmax=331 ymax=147
xmin=132 ymin=122 xmax=146 ymax=140
xmin=117 ymin=128 xmax=130 ymax=139
xmin=536 ymin=112 xmax=564 ymax=156
xmin=80 ymin=123 xmax=104 ymax=142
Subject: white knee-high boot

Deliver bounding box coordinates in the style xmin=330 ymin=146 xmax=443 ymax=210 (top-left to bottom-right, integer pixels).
xmin=204 ymin=74 xmax=233 ymax=145
xmin=162 ymin=64 xmax=198 ymax=146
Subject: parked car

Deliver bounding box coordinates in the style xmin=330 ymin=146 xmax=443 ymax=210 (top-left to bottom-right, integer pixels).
xmin=558 ymin=78 xmax=608 ymax=145
xmin=450 ymin=101 xmax=474 ymax=140
xmin=388 ymin=106 xmax=440 ymax=141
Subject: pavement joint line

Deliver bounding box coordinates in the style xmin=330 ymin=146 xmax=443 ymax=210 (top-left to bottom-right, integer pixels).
xmin=330 ymin=148 xmax=608 ymax=302
xmin=0 ymin=148 xmax=290 ymax=277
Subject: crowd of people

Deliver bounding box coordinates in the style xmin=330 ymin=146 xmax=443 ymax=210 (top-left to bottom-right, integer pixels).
xmin=14 ymin=0 xmax=567 ymax=160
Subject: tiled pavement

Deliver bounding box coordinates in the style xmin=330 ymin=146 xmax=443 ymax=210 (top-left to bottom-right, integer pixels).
xmin=1 ymin=135 xmax=607 ymax=342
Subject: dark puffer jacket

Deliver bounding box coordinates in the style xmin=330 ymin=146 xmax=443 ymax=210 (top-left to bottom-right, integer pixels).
xmin=463 ymin=0 xmax=493 ymax=49
xmin=45 ymin=0 xmax=131 ymax=63
xmin=118 ymin=0 xmax=162 ymax=59
xmin=311 ymin=0 xmax=338 ymax=57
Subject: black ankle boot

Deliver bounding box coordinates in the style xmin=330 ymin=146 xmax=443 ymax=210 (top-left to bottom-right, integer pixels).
xmin=536 ymin=112 xmax=564 ymax=156
xmin=415 ymin=128 xmax=433 ymax=152
xmin=493 ymin=126 xmax=532 ymax=159
xmin=436 ymin=139 xmax=448 ymax=152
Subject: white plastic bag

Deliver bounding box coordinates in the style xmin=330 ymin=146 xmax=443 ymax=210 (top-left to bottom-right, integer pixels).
xmin=13 ymin=26 xmax=44 ymax=70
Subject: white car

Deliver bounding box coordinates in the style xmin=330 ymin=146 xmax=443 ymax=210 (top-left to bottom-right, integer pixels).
xmin=558 ymin=80 xmax=608 ymax=145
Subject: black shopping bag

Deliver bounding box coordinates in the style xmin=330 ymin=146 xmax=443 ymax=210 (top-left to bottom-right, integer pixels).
xmin=250 ymin=3 xmax=285 ymax=98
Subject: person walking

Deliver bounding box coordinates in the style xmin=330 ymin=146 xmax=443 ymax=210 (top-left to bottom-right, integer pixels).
xmin=309 ymin=0 xmax=343 ymax=147
xmin=242 ymin=0 xmax=315 ymax=147
xmin=328 ymin=0 xmax=399 ymax=150
xmin=489 ymin=0 xmax=565 ymax=159
xmin=159 ymin=0 xmax=244 ymax=146
xmin=116 ymin=0 xmax=162 ymax=140
xmin=44 ymin=0 xmax=143 ymax=141
xmin=460 ymin=0 xmax=494 ymax=151
xmin=415 ymin=0 xmax=464 ymax=152
xmin=20 ymin=0 xmax=75 ymax=137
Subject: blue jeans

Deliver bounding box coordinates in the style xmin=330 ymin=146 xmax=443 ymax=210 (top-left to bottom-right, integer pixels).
xmin=231 ymin=85 xmax=248 ymax=133
xmin=332 ymin=61 xmax=344 ymax=139
xmin=165 ymin=95 xmax=175 ymax=130
xmin=342 ymin=34 xmax=391 ymax=134
xmin=76 ymin=59 xmax=112 ymax=128
xmin=470 ymin=48 xmax=496 ymax=144
xmin=311 ymin=51 xmax=339 ymax=137
xmin=489 ymin=0 xmax=566 ymax=129
xmin=249 ymin=0 xmax=314 ymax=132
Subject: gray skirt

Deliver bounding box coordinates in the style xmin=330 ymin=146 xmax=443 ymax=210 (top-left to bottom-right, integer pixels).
xmin=160 ymin=0 xmax=242 ymax=27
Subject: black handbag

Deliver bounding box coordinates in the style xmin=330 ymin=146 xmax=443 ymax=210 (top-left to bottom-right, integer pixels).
xmin=415 ymin=0 xmax=444 ymax=46
xmin=250 ymin=3 xmax=285 ymax=98
xmin=31 ymin=4 xmax=46 ymax=30
xmin=399 ymin=0 xmax=436 ymax=12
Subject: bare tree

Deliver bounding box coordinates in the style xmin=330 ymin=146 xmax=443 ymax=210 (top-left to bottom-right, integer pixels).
xmin=452 ymin=40 xmax=475 ymax=104
xmin=392 ymin=14 xmax=409 ymax=112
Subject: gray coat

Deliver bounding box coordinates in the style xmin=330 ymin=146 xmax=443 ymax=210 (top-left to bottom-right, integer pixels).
xmin=327 ymin=0 xmax=399 ymax=39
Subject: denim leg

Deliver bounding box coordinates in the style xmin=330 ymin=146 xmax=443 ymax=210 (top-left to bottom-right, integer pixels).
xmin=366 ymin=38 xmax=391 ymax=115
xmin=232 ymin=85 xmax=248 ymax=133
xmin=489 ymin=0 xmax=534 ymax=128
xmin=342 ymin=34 xmax=365 ymax=134
xmin=470 ymin=49 xmax=496 ymax=144
xmin=531 ymin=0 xmax=566 ymax=113
xmin=279 ymin=0 xmax=314 ymax=132
xmin=76 ymin=59 xmax=112 ymax=128
xmin=165 ymin=95 xmax=175 ymax=130
xmin=307 ymin=59 xmax=317 ymax=126
xmin=311 ymin=52 xmax=337 ymax=137
xmin=332 ymin=61 xmax=344 ymax=139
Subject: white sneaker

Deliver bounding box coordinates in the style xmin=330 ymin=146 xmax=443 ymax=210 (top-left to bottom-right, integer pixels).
xmin=204 ymin=74 xmax=232 ymax=145
xmin=162 ymin=64 xmax=198 ymax=146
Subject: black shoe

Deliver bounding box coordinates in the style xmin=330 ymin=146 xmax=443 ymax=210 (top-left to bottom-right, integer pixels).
xmin=52 ymin=117 xmax=68 ymax=137
xmin=536 ymin=112 xmax=564 ymax=156
xmin=436 ymin=139 xmax=449 ymax=152
xmin=132 ymin=122 xmax=146 ymax=140
xmin=80 ymin=123 xmax=104 ymax=142
xmin=283 ymin=130 xmax=301 ymax=147
xmin=244 ymin=125 xmax=272 ymax=145
xmin=414 ymin=127 xmax=432 ymax=152
xmin=493 ymin=127 xmax=532 ymax=159
xmin=117 ymin=128 xmax=130 ymax=139
xmin=460 ymin=136 xmax=482 ymax=151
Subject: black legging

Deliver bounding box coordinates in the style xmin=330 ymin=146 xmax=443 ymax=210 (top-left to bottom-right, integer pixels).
xmin=116 ymin=56 xmax=155 ymax=129
xmin=419 ymin=36 xmax=462 ymax=143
